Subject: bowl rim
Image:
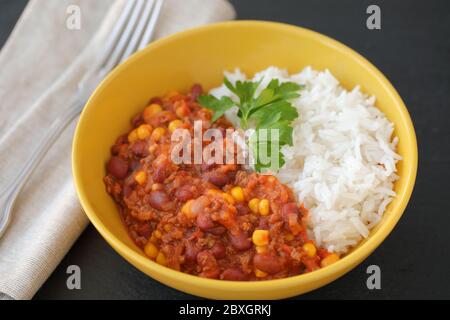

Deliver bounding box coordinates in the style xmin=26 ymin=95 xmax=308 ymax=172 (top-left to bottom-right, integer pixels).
xmin=72 ymin=20 xmax=418 ymax=293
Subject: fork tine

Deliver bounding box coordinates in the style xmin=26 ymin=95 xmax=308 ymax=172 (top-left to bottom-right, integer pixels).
xmin=119 ymin=0 xmax=156 ymax=63
xmin=102 ymin=0 xmax=146 ymax=72
xmin=96 ymin=0 xmax=137 ymax=69
xmin=138 ymin=0 xmax=164 ymax=50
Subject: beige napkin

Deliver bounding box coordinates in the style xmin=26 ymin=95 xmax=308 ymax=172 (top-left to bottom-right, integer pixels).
xmin=0 ymin=0 xmax=235 ymax=300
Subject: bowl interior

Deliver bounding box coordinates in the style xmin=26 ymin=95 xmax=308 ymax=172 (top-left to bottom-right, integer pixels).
xmin=73 ymin=21 xmax=417 ymax=299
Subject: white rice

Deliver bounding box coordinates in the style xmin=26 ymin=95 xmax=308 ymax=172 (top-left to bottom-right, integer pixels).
xmin=210 ymin=67 xmax=401 ymax=254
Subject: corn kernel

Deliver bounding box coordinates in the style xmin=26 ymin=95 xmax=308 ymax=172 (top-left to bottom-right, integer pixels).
xmin=175 ymin=100 xmax=189 ymax=117
xmin=181 ymin=200 xmax=194 ymax=218
xmin=222 ymin=193 xmax=235 ymax=205
xmin=259 ymin=199 xmax=270 ymax=216
xmin=252 ymin=230 xmax=269 ymax=246
xmin=303 ymin=243 xmax=317 ymax=257
xmin=249 ymin=198 xmax=260 ymax=214
xmin=168 ymin=119 xmax=183 ymax=133
xmin=175 ymin=107 xmax=187 ymax=118
xmin=128 ymin=129 xmax=139 ymax=143
xmin=144 ymin=242 xmax=159 ymax=259
xmin=154 ymin=230 xmax=162 ymax=239
xmin=285 ymin=233 xmax=294 ymax=241
xmin=156 ymin=252 xmax=167 ymax=266
xmin=321 ymin=253 xmax=340 ymax=268
xmin=135 ymin=170 xmax=147 ymax=186
xmin=148 ymin=144 xmax=157 ymax=153
xmin=151 ymin=183 xmax=163 ymax=191
xmin=163 ymin=224 xmax=173 ymax=232
xmin=143 ymin=104 xmax=162 ymax=122
xmin=230 ymin=186 xmax=245 ymax=202
xmin=256 ymin=246 xmax=268 ymax=254
xmin=255 ymin=268 xmax=268 ymax=278
xmin=137 ymin=124 xmax=153 ymax=140
xmin=151 ymin=127 xmax=166 ymax=142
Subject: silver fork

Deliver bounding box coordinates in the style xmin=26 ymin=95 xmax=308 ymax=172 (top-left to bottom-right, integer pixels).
xmin=0 ymin=0 xmax=164 ymax=238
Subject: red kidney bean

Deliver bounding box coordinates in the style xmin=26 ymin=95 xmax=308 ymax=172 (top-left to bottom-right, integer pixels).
xmin=207 ymin=226 xmax=227 ymax=236
xmin=221 ymin=267 xmax=248 ymax=281
xmin=229 ymin=232 xmax=252 ymax=251
xmin=107 ymin=156 xmax=129 ymax=179
xmin=116 ymin=134 xmax=128 ymax=145
xmin=210 ymin=241 xmax=226 ymax=259
xmin=184 ymin=242 xmax=199 ymax=263
xmin=149 ymin=97 xmax=163 ymax=105
xmin=129 ymin=159 xmax=141 ymax=171
xmin=253 ymin=253 xmax=284 ymax=275
xmin=190 ymin=84 xmax=203 ymax=101
xmin=131 ymin=140 xmax=149 ymax=158
xmin=175 ymin=185 xmax=195 ymax=202
xmin=205 ymin=171 xmax=230 ymax=187
xmin=131 ymin=113 xmax=144 ymax=128
xmin=148 ymin=191 xmax=172 ymax=211
xmin=111 ymin=145 xmax=120 ymax=156
xmin=281 ymin=202 xmax=300 ymax=222
xmin=196 ymin=212 xmax=215 ymax=231
xmin=235 ymin=203 xmax=250 ymax=216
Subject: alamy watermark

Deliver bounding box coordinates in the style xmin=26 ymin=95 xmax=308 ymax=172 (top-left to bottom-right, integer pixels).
xmin=366 ymin=265 xmax=381 ymax=290
xmin=66 ymin=265 xmax=81 ymax=290
xmin=66 ymin=5 xmax=81 ymax=30
xmin=366 ymin=5 xmax=381 ymax=30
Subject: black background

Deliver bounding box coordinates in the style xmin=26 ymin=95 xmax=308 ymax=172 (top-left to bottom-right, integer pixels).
xmin=1 ymin=0 xmax=449 ymax=300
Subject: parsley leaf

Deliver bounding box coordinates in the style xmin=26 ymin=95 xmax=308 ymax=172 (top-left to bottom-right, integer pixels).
xmin=198 ymin=77 xmax=303 ymax=173
xmin=197 ymin=95 xmax=235 ymax=122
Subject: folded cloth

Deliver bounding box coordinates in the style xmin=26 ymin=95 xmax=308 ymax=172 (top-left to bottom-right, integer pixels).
xmin=0 ymin=0 xmax=235 ymax=300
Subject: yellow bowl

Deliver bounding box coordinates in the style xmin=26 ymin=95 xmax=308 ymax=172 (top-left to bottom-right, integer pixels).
xmin=72 ymin=21 xmax=417 ymax=299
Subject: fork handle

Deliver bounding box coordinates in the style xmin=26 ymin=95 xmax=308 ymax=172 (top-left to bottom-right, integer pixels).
xmin=0 ymin=98 xmax=84 ymax=238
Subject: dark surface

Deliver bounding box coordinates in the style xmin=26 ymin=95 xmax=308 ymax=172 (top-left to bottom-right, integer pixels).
xmin=1 ymin=0 xmax=449 ymax=299
xmin=0 ymin=0 xmax=28 ymax=46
